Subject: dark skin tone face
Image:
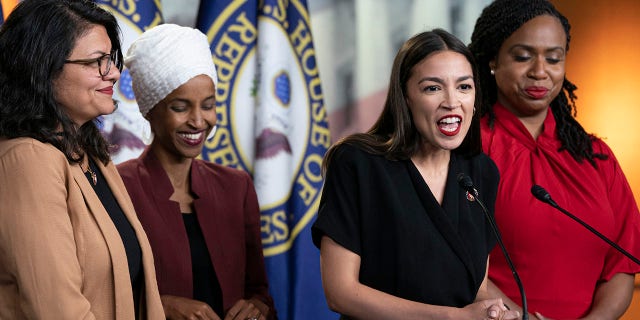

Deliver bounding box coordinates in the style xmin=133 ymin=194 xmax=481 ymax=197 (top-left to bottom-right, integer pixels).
xmin=148 ymin=74 xmax=217 ymax=164
xmin=490 ymin=15 xmax=567 ymax=138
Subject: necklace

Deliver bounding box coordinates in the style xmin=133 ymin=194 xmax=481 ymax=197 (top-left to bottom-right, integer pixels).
xmin=82 ymin=160 xmax=98 ymax=186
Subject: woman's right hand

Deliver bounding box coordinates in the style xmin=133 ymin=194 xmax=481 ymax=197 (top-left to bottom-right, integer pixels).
xmin=161 ymin=295 xmax=221 ymax=320
xmin=462 ymin=298 xmax=521 ymax=320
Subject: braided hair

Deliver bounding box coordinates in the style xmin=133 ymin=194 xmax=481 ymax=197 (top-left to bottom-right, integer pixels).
xmin=468 ymin=0 xmax=606 ymax=166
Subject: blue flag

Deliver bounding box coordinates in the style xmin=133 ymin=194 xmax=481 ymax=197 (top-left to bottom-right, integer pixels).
xmin=197 ymin=1 xmax=335 ymax=319
xmin=94 ymin=0 xmax=163 ymax=164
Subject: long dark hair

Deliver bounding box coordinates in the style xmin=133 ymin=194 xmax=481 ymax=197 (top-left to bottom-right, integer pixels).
xmin=468 ymin=0 xmax=606 ymax=166
xmin=323 ymin=28 xmax=482 ymax=172
xmin=0 ymin=0 xmax=123 ymax=164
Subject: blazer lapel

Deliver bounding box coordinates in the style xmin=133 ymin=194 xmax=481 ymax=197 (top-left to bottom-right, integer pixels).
xmin=142 ymin=150 xmax=185 ymax=233
xmin=98 ymin=159 xmax=165 ymax=318
xmin=141 ymin=150 xmax=193 ymax=297
xmin=190 ymin=161 xmax=227 ymax=287
xmin=72 ymin=162 xmax=134 ymax=319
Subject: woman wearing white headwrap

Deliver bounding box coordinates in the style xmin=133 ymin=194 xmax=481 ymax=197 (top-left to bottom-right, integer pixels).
xmin=118 ymin=24 xmax=276 ymax=320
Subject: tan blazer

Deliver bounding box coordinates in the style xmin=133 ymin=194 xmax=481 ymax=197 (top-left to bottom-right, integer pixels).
xmin=0 ymin=138 xmax=164 ymax=319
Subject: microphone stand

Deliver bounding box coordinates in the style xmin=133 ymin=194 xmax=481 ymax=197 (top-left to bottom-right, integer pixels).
xmin=458 ymin=174 xmax=529 ymax=320
xmin=531 ymin=185 xmax=640 ymax=265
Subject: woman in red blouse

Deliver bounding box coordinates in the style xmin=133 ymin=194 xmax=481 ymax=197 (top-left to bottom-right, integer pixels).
xmin=469 ymin=0 xmax=640 ymax=319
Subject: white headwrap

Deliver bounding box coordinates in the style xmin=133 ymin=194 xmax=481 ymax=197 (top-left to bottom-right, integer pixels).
xmin=124 ymin=24 xmax=218 ymax=117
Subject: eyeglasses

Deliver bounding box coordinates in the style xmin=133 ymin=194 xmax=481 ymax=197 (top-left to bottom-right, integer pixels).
xmin=64 ymin=51 xmax=119 ymax=77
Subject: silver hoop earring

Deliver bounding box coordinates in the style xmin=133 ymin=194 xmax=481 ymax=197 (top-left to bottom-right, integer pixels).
xmin=141 ymin=123 xmax=154 ymax=145
xmin=207 ymin=125 xmax=218 ymax=141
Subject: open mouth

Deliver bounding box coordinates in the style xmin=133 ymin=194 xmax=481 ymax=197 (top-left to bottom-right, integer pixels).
xmin=178 ymin=131 xmax=205 ymax=146
xmin=438 ymin=116 xmax=461 ymax=136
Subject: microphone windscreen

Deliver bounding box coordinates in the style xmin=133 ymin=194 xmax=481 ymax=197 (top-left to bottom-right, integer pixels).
xmin=457 ymin=173 xmax=474 ymax=189
xmin=531 ymin=185 xmax=551 ymax=203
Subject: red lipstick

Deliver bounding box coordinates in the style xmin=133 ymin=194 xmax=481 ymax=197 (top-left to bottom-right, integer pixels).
xmin=525 ymin=86 xmax=548 ymax=99
xmin=179 ymin=131 xmax=205 ymax=146
xmin=437 ymin=115 xmax=462 ymax=137
xmin=97 ymin=86 xmax=114 ymax=95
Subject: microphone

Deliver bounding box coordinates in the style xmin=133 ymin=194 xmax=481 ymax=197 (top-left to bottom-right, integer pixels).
xmin=531 ymin=185 xmax=640 ymax=265
xmin=457 ymin=173 xmax=529 ymax=320
xmin=531 ymin=185 xmax=558 ymax=207
xmin=458 ymin=173 xmax=477 ymax=196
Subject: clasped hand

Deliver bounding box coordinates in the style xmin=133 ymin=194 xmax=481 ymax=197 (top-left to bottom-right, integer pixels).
xmin=162 ymin=296 xmax=268 ymax=320
xmin=463 ymin=298 xmax=521 ymax=320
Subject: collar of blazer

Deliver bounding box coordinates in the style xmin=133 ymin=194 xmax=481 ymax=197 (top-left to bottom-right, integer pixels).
xmin=71 ymin=160 xmax=137 ymax=318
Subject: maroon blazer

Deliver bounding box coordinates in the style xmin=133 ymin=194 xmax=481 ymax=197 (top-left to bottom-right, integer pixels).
xmin=117 ymin=148 xmax=275 ymax=318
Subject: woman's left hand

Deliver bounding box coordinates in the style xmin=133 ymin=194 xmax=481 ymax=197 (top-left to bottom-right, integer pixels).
xmin=224 ymin=298 xmax=269 ymax=320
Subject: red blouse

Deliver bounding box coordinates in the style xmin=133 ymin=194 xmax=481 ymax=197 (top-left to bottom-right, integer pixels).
xmin=482 ymin=103 xmax=640 ymax=319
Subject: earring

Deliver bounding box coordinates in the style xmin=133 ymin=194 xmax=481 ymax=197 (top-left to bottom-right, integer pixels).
xmin=207 ymin=125 xmax=218 ymax=141
xmin=490 ymin=69 xmax=495 ymax=75
xmin=141 ymin=122 xmax=154 ymax=145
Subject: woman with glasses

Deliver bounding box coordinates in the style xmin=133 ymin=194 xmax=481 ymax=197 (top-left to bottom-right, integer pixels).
xmin=0 ymin=0 xmax=164 ymax=318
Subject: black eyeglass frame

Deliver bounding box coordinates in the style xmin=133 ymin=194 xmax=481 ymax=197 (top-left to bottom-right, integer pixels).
xmin=64 ymin=51 xmax=118 ymax=77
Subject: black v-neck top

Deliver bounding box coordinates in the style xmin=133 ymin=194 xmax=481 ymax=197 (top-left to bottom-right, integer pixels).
xmin=86 ymin=158 xmax=142 ymax=310
xmin=182 ymin=212 xmax=223 ymax=315
xmin=312 ymin=144 xmax=499 ymax=308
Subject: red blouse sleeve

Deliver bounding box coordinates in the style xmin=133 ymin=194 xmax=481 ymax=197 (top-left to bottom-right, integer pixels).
xmin=593 ymin=140 xmax=640 ymax=279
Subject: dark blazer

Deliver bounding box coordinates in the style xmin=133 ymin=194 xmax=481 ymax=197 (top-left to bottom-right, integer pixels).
xmin=117 ymin=148 xmax=275 ymax=317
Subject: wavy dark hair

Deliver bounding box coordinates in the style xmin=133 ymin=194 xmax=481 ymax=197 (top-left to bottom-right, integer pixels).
xmin=468 ymin=0 xmax=606 ymax=166
xmin=0 ymin=0 xmax=123 ymax=164
xmin=323 ymin=28 xmax=482 ymax=172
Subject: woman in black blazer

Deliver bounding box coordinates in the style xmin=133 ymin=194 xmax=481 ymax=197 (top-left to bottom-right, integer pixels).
xmin=312 ymin=29 xmax=520 ymax=320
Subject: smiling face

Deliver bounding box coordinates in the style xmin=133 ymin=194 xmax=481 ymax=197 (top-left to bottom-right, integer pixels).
xmin=148 ymin=74 xmax=217 ymax=162
xmin=405 ymin=50 xmax=475 ymax=152
xmin=53 ymin=24 xmax=120 ymax=126
xmin=491 ymin=15 xmax=567 ymax=119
